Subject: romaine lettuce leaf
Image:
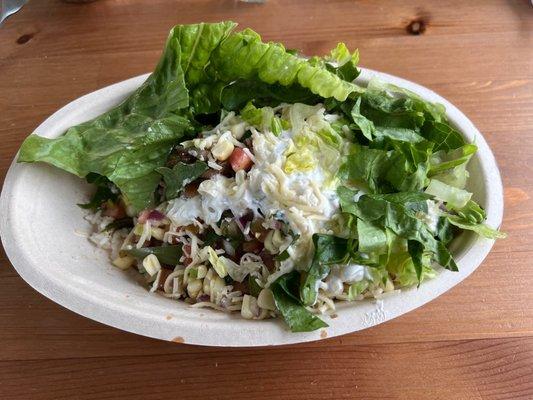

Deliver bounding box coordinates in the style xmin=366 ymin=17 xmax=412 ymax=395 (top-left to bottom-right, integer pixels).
xmin=344 ymin=146 xmax=390 ymax=193
xmin=350 ymin=97 xmax=375 ymax=140
xmin=271 ymin=271 xmax=328 ymax=332
xmin=338 ymin=189 xmax=458 ymax=273
xmin=300 ymin=234 xmax=350 ymax=306
xmin=374 ymin=127 xmax=425 ymax=144
xmin=156 ymin=161 xmax=208 ymax=200
xmin=429 ymin=144 xmax=476 ymax=189
xmin=18 ymin=27 xmax=196 ymax=212
xmin=240 ymin=102 xmax=287 ymax=135
xmin=363 ymin=79 xmax=445 ymax=126
xmin=429 ymin=144 xmax=477 ymax=175
xmin=445 ymin=200 xmax=506 ymax=239
xmin=220 ymin=79 xmax=319 ymax=111
xmin=421 ymin=120 xmax=465 ymax=152
xmin=357 ymin=218 xmax=388 ymax=254
xmin=387 ymin=250 xmax=436 ymax=287
xmin=425 ymin=179 xmax=472 ymax=209
xmin=344 ymin=139 xmax=433 ymax=193
xmin=78 ymin=173 xmax=119 ymax=210
xmin=195 ymin=28 xmax=361 ymax=114
xmin=325 ymin=43 xmax=361 ymax=82
xmin=447 ymin=216 xmax=506 ymax=239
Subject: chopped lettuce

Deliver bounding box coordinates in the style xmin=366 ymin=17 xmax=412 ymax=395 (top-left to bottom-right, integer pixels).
xmin=357 ymin=218 xmax=388 ymax=255
xmin=425 ymin=179 xmax=472 ymax=209
xmin=156 ymin=161 xmax=208 ymax=200
xmin=325 ymin=42 xmax=361 ymax=82
xmin=446 ymin=200 xmax=506 ymax=239
xmin=338 ymin=189 xmax=458 ymax=272
xmin=300 ymin=234 xmax=350 ymax=306
xmin=240 ymin=102 xmax=288 ymax=135
xmin=78 ymin=173 xmax=120 ymax=210
xmin=429 ymin=144 xmax=477 ymax=189
xmin=447 ymin=216 xmax=506 ymax=240
xmin=387 ymin=251 xmax=436 ymax=287
xmin=271 ymin=271 xmax=328 ymax=332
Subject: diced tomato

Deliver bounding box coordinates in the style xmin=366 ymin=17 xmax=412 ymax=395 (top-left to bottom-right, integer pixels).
xmin=229 ymin=148 xmax=253 ymax=172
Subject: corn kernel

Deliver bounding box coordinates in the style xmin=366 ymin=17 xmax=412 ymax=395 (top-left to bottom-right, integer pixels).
xmin=211 ymin=139 xmax=234 ymax=161
xmin=257 ymin=288 xmax=276 ymax=311
xmin=230 ymin=122 xmax=247 ymax=139
xmin=112 ymin=255 xmax=135 ymax=270
xmin=187 ymin=278 xmax=203 ymax=298
xmin=142 ymin=254 xmax=161 ymax=276
xmin=151 ymin=227 xmax=165 ymax=241
xmin=172 ymin=276 xmax=184 ymax=296
xmin=196 ymin=264 xmax=207 ymax=279
xmin=133 ymin=224 xmax=144 ymax=235
xmin=241 ymin=294 xmax=259 ymax=319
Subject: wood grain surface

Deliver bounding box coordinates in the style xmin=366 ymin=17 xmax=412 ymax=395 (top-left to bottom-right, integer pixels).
xmin=1 ymin=1 xmax=532 ymax=399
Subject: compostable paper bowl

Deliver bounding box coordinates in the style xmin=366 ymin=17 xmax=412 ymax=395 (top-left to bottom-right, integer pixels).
xmin=0 ymin=69 xmax=504 ymax=346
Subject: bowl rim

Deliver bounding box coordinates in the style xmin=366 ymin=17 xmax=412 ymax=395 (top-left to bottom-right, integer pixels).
xmin=0 ymin=68 xmax=504 ymax=346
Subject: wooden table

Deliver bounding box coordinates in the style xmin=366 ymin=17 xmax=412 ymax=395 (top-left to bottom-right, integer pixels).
xmin=1 ymin=1 xmax=532 ymax=398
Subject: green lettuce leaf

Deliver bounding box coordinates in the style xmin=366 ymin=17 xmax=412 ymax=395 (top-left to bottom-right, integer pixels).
xmin=429 ymin=144 xmax=477 ymax=175
xmin=220 ymin=79 xmax=319 ymax=111
xmin=210 ymin=28 xmax=360 ymax=100
xmin=364 ymin=79 xmax=446 ymax=123
xmin=387 ymin=250 xmax=436 ymax=287
xmin=429 ymin=144 xmax=477 ymax=189
xmin=325 ymin=42 xmax=361 ymax=82
xmin=339 ymin=189 xmax=458 ymax=273
xmin=374 ymin=127 xmax=425 ymax=144
xmin=240 ymin=102 xmax=287 ymax=135
xmin=344 ymin=146 xmax=390 ymax=193
xmin=421 ymin=120 xmax=465 ymax=152
xmin=385 ymin=140 xmax=433 ymax=192
xmin=357 ymin=218 xmax=388 ymax=254
xmin=350 ymin=97 xmax=375 ymax=140
xmin=18 ymin=27 xmax=197 ymax=212
xmin=78 ymin=173 xmax=119 ymax=210
xmin=425 ymin=179 xmax=472 ymax=209
xmin=343 ymin=139 xmax=433 ymax=193
xmin=156 ymin=161 xmax=208 ymax=200
xmin=446 ymin=200 xmax=506 ymax=239
xmin=447 ymin=216 xmax=506 ymax=239
xmin=300 ymin=234 xmax=350 ymax=306
xmin=271 ymin=271 xmax=328 ymax=332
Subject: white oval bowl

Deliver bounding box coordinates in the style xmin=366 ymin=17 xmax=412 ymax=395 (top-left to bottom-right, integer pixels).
xmin=0 ymin=69 xmax=503 ymax=346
